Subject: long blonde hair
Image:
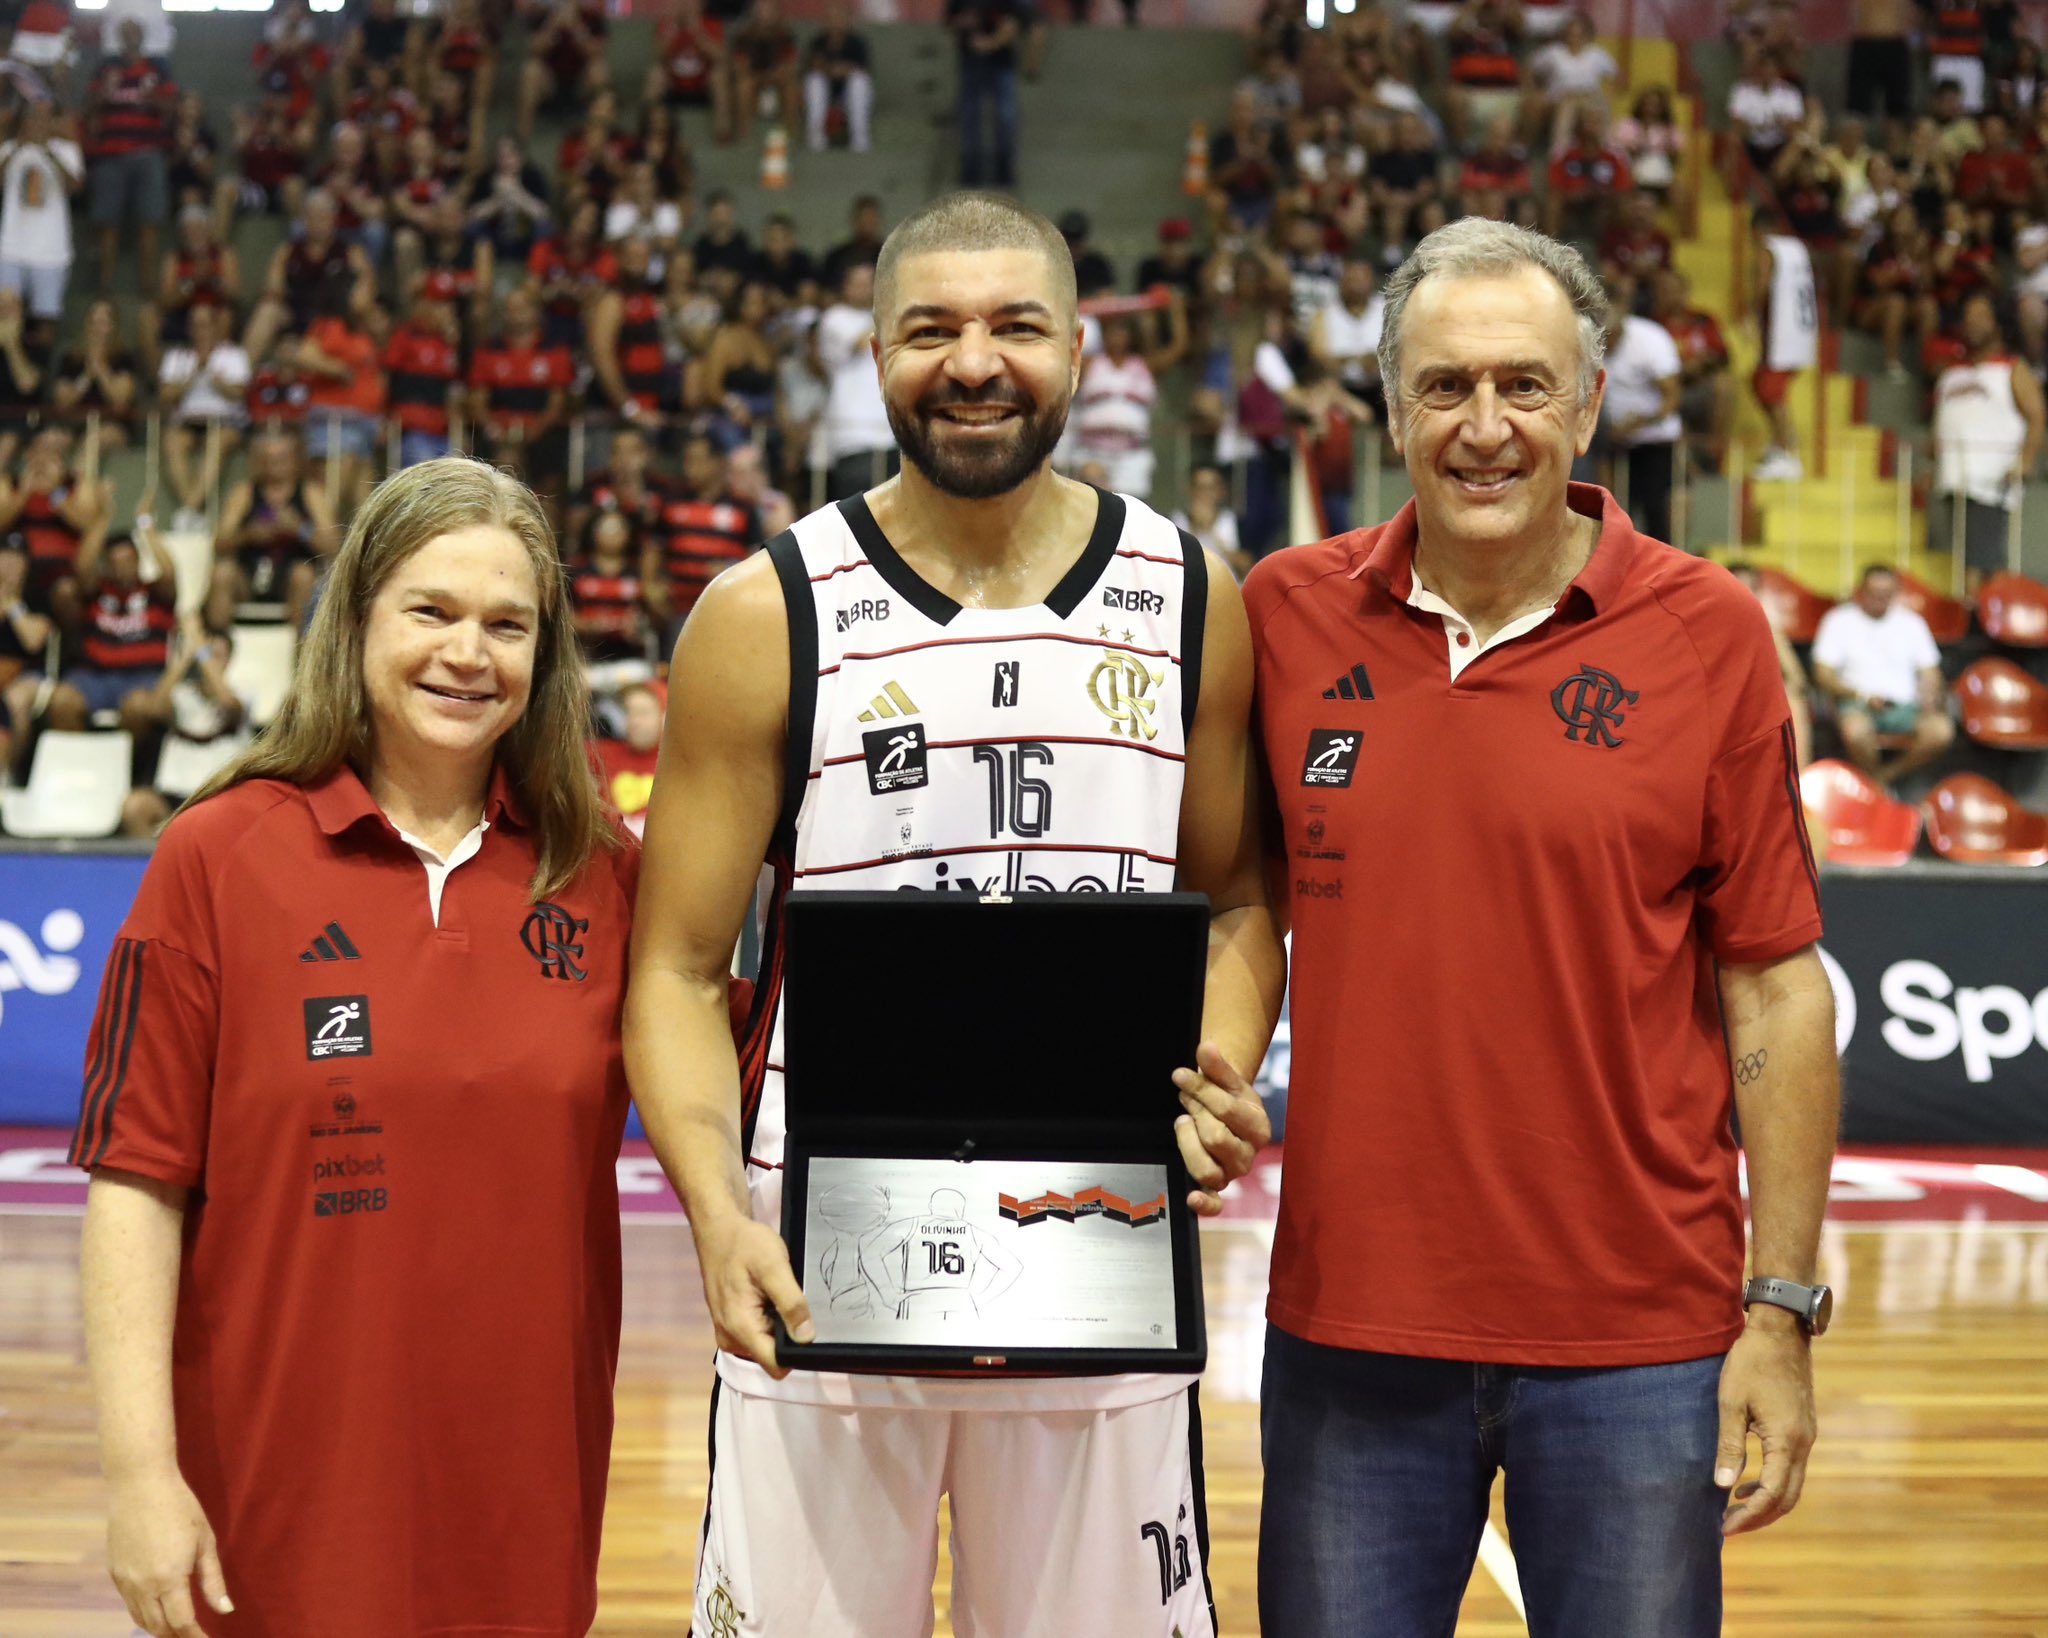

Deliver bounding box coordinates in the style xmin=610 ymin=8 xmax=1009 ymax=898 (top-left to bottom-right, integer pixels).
xmin=191 ymin=457 xmax=617 ymax=900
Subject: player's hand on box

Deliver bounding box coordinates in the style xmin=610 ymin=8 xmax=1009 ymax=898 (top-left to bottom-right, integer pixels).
xmin=1172 ymin=1040 xmax=1271 ymax=1219
xmin=696 ymin=1212 xmax=815 ymax=1378
xmin=106 ymin=1468 xmax=232 ymax=1638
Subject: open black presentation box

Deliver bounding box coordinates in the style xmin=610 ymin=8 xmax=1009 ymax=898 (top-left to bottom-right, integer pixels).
xmin=772 ymin=889 xmax=1211 ymax=1378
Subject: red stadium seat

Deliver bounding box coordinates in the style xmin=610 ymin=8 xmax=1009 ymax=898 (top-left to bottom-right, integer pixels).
xmin=1923 ymin=774 xmax=2048 ymax=865
xmin=1978 ymin=572 xmax=2048 ymax=648
xmin=1753 ymin=567 xmax=1835 ymax=644
xmin=1894 ymin=571 xmax=1972 ymax=644
xmin=1954 ymin=658 xmax=2048 ymax=749
xmin=1798 ymin=759 xmax=1922 ymax=866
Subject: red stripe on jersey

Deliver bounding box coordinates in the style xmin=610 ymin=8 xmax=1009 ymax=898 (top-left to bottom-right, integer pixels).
xmin=796 ymin=841 xmax=1178 ymax=877
xmin=829 ymin=631 xmax=1179 ymax=668
xmin=811 ymin=732 xmax=1187 ymax=775
xmin=809 ymin=560 xmax=874 ymax=583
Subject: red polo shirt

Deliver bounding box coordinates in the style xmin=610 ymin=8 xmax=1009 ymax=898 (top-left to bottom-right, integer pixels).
xmin=1245 ymin=485 xmax=1822 ymax=1366
xmin=68 ymin=766 xmax=636 ymax=1637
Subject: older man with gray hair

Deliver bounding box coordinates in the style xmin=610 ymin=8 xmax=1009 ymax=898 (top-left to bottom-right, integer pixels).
xmin=1244 ymin=217 xmax=1841 ymax=1636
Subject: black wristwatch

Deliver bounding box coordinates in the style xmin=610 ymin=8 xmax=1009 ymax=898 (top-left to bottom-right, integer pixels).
xmin=1743 ymin=1276 xmax=1833 ymax=1336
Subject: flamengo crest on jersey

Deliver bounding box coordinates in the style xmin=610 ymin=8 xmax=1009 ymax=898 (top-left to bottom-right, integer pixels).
xmin=744 ymin=489 xmax=1204 ymax=1186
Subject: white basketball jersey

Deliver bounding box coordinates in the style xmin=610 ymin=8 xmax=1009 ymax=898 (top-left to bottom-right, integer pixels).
xmin=1764 ymin=235 xmax=1819 ymax=372
xmin=1935 ymin=354 xmax=2027 ymax=507
xmin=724 ymin=489 xmax=1206 ymax=1412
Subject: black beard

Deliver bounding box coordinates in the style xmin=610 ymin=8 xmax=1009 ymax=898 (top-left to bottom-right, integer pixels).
xmin=886 ymin=386 xmax=1071 ymax=500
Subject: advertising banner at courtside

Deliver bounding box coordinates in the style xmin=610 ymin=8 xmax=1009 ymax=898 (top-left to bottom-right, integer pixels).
xmin=2 ymin=852 xmax=2042 ymax=1142
xmin=0 ymin=852 xmax=150 ymax=1127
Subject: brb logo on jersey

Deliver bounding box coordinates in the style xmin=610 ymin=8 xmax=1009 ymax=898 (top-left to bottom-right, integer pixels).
xmin=835 ymin=598 xmax=891 ymax=633
xmin=1104 ymin=585 xmax=1166 ymax=615
xmin=863 ymin=722 xmax=929 ymax=794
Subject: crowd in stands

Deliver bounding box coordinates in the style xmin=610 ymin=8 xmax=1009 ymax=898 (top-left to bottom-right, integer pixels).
xmin=0 ymin=0 xmax=2044 ymax=840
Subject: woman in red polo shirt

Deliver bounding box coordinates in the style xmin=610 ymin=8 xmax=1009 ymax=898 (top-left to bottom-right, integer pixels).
xmin=71 ymin=457 xmax=634 ymax=1638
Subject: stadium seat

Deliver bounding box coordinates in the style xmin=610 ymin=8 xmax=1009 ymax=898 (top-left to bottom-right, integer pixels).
xmin=1798 ymin=759 xmax=1923 ymax=866
xmin=155 ymin=727 xmax=253 ymax=803
xmin=1923 ymin=773 xmax=2048 ymax=866
xmin=1895 ymin=571 xmax=1972 ymax=644
xmin=0 ymin=731 xmax=133 ymax=839
xmin=153 ymin=529 xmax=218 ymax=619
xmin=1753 ymin=567 xmax=1834 ymax=644
xmin=1954 ymin=658 xmax=2048 ymax=749
xmin=1977 ymin=572 xmax=2048 ymax=647
xmin=226 ymin=624 xmax=298 ymax=728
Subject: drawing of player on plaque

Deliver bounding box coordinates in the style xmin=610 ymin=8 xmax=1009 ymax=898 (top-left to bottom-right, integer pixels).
xmin=859 ymin=1188 xmax=1023 ymax=1321
xmin=814 ymin=1182 xmax=892 ymax=1317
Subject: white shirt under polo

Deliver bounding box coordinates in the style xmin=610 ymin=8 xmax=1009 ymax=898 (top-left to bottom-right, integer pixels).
xmin=397 ymin=818 xmax=489 ymax=926
xmin=1407 ymin=568 xmax=1559 ymax=681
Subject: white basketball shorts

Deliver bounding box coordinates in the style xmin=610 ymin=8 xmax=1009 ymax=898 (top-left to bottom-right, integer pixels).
xmin=692 ymin=1384 xmax=1218 ymax=1637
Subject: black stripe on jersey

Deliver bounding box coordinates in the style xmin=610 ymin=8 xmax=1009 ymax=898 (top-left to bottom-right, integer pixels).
xmin=841 ymin=495 xmax=961 ymax=625
xmin=810 ymin=732 xmax=1187 ymax=775
xmin=838 ymin=490 xmax=1128 ymax=624
xmin=764 ymin=529 xmax=816 ymax=856
xmin=1044 ymin=488 xmax=1124 ymax=618
xmin=74 ymin=940 xmax=144 ymax=1169
xmin=738 ymin=853 xmax=793 ymax=1155
xmin=695 ymin=1374 xmax=722 ymax=1622
xmin=1178 ymin=529 xmax=1208 ymax=740
xmin=1187 ymin=1384 xmax=1219 ymax=1636
xmin=1778 ymin=719 xmax=1821 ymax=902
xmin=797 ymin=840 xmax=1178 ymax=877
xmin=69 ymin=938 xmax=134 ymax=1168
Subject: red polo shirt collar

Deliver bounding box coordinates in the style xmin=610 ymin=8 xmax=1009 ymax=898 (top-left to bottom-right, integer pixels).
xmin=305 ymin=762 xmax=532 ymax=837
xmin=1346 ymin=482 xmax=1642 ymax=617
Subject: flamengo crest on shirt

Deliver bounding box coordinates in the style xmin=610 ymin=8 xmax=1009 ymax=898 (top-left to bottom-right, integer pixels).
xmin=1551 ymin=665 xmax=1639 ymax=748
xmin=521 ymin=902 xmax=589 ymax=980
xmin=1087 ymin=650 xmax=1165 ymax=741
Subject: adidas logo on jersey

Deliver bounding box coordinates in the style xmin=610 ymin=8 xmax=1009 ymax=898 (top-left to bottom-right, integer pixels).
xmin=1322 ymin=663 xmax=1373 ymax=701
xmin=857 ymin=682 xmax=919 ymax=722
xmin=299 ymin=921 xmax=362 ymax=962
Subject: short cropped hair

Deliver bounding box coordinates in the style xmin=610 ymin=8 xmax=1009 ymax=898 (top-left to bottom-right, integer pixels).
xmin=873 ymin=191 xmax=1077 ymax=331
xmin=1378 ymin=218 xmax=1609 ymax=420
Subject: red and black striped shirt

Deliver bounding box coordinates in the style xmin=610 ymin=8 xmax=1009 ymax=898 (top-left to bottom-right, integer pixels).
xmin=570 ymin=559 xmax=648 ymax=661
xmin=655 ymin=493 xmax=761 ymax=620
xmin=384 ymin=324 xmax=460 ymax=435
xmin=470 ymin=341 xmax=573 ymax=428
xmin=18 ymin=486 xmax=82 ymax=569
xmin=90 ymin=61 xmax=177 ymax=157
xmin=82 ymin=575 xmax=177 ymax=671
xmin=616 ymin=285 xmax=668 ymax=405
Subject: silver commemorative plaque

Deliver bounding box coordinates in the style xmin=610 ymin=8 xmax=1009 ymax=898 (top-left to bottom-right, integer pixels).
xmin=800 ymin=1156 xmax=1179 ymax=1351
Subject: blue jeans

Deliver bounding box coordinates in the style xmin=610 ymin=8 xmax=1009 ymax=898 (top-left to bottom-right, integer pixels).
xmin=958 ymin=58 xmax=1017 ymax=186
xmin=1259 ymin=1324 xmax=1726 ymax=1638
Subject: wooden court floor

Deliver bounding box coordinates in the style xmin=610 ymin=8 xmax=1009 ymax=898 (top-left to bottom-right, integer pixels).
xmin=4 ymin=1206 xmax=2047 ymax=1635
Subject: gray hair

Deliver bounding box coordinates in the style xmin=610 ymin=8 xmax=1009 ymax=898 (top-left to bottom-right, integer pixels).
xmin=1378 ymin=219 xmax=1609 ymax=421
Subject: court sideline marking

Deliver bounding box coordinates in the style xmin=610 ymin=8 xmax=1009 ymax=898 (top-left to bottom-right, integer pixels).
xmin=1478 ymin=1520 xmax=1530 ymax=1625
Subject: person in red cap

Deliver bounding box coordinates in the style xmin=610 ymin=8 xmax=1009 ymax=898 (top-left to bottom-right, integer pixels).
xmin=1246 ymin=218 xmax=1839 ymax=1636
